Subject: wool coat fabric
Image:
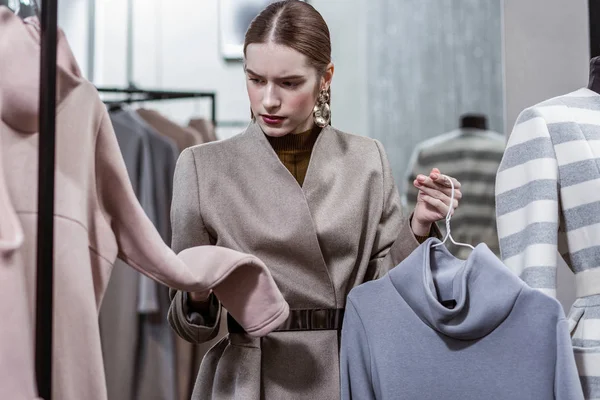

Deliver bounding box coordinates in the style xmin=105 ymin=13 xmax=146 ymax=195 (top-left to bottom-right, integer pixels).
xmin=168 ymin=122 xmax=427 ymax=400
xmin=495 ymin=88 xmax=600 ymax=398
xmin=0 ymin=94 xmax=39 ymax=400
xmin=0 ymin=8 xmax=287 ymax=400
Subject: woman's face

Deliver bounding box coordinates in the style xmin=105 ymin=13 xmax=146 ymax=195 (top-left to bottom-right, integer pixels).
xmin=245 ymin=42 xmax=329 ymax=137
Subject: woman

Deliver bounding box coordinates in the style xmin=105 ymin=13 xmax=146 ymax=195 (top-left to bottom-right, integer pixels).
xmin=168 ymin=1 xmax=462 ymax=399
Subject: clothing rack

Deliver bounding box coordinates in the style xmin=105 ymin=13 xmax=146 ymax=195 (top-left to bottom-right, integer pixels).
xmin=36 ymin=0 xmax=58 ymax=399
xmin=96 ymin=86 xmax=217 ymax=125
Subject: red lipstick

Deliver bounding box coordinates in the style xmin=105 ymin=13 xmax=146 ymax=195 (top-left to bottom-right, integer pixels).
xmin=261 ymin=115 xmax=285 ymax=125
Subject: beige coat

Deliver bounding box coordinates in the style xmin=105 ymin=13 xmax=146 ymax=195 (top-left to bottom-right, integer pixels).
xmin=168 ymin=122 xmax=426 ymax=399
xmin=0 ymin=9 xmax=285 ymax=399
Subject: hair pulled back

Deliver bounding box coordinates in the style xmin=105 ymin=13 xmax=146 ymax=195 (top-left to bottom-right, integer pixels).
xmin=244 ymin=1 xmax=331 ymax=80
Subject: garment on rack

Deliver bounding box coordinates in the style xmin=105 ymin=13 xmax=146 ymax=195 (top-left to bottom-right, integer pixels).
xmin=188 ymin=117 xmax=217 ymax=142
xmin=0 ymin=95 xmax=39 ymax=400
xmin=167 ymin=122 xmax=432 ymax=400
xmin=0 ymin=8 xmax=288 ymax=400
xmin=403 ymin=128 xmax=505 ymax=259
xmin=137 ymin=108 xmax=201 ymax=151
xmin=340 ymin=237 xmax=583 ymax=400
xmin=99 ymin=108 xmax=179 ymax=400
xmin=496 ymin=88 xmax=600 ymax=399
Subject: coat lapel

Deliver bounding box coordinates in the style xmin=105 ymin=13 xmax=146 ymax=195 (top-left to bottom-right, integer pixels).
xmin=247 ymin=123 xmax=337 ymax=305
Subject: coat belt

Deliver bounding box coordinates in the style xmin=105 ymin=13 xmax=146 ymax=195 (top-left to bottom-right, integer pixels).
xmin=227 ymin=308 xmax=345 ymax=334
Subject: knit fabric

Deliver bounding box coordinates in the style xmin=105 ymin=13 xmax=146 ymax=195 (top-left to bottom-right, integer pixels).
xmin=266 ymin=128 xmax=320 ymax=186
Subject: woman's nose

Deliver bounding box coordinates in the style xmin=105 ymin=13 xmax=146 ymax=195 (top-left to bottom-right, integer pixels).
xmin=262 ymin=84 xmax=281 ymax=111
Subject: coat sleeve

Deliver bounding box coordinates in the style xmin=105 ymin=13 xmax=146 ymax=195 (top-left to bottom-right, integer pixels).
xmin=555 ymin=319 xmax=584 ymax=400
xmin=340 ymin=298 xmax=376 ymax=400
xmin=495 ymin=108 xmax=560 ymax=298
xmin=401 ymin=142 xmax=423 ymax=215
xmin=366 ymin=140 xmax=435 ymax=280
xmin=167 ymin=147 xmax=223 ymax=344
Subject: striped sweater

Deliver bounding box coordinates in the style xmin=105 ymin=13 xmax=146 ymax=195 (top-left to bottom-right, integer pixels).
xmin=402 ymin=129 xmax=505 ymax=259
xmin=495 ymin=88 xmax=600 ymax=300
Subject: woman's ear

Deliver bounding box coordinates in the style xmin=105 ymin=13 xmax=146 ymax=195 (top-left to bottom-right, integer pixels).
xmin=321 ymin=62 xmax=334 ymax=90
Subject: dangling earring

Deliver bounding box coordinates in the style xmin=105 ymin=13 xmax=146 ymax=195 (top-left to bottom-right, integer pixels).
xmin=313 ymin=89 xmax=331 ymax=128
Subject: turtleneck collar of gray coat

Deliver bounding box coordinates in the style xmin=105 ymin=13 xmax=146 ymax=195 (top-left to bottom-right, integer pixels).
xmin=389 ymin=237 xmax=523 ymax=340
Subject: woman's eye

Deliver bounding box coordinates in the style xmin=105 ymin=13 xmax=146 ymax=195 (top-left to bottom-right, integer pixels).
xmin=282 ymin=81 xmax=298 ymax=88
xmin=249 ymin=77 xmax=262 ymax=84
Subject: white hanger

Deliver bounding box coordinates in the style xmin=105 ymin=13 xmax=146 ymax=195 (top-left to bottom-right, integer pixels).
xmin=431 ymin=174 xmax=475 ymax=250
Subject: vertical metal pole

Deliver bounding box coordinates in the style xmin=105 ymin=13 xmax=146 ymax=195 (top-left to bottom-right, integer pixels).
xmin=126 ymin=0 xmax=133 ymax=85
xmin=87 ymin=0 xmax=96 ymax=82
xmin=211 ymin=93 xmax=217 ymax=126
xmin=36 ymin=0 xmax=58 ymax=398
xmin=590 ymin=0 xmax=600 ymax=58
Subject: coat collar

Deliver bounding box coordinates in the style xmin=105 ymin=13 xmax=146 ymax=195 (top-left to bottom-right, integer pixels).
xmin=241 ymin=121 xmax=340 ymax=306
xmin=389 ymin=238 xmax=524 ymax=340
xmin=0 ymin=7 xmax=82 ymax=134
xmin=246 ymin=121 xmax=334 ymax=193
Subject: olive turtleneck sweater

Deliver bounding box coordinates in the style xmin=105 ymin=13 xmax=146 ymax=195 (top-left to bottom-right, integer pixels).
xmin=266 ymin=127 xmax=320 ymax=187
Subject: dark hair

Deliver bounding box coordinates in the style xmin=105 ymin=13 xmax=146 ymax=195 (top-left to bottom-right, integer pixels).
xmin=244 ymin=1 xmax=332 ymax=77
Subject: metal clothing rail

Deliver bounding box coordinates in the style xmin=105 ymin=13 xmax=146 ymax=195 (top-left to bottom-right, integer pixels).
xmin=96 ymin=86 xmax=217 ymax=125
xmin=36 ymin=0 xmax=58 ymax=399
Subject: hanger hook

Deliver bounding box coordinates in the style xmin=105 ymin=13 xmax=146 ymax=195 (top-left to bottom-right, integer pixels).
xmin=432 ymin=174 xmax=474 ymax=250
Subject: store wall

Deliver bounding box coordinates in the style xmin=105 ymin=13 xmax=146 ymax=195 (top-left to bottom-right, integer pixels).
xmin=503 ymin=0 xmax=589 ymax=130
xmin=366 ymin=0 xmax=505 ymax=191
xmin=58 ymin=0 xmax=92 ymax=79
xmin=89 ymin=0 xmax=368 ymax=139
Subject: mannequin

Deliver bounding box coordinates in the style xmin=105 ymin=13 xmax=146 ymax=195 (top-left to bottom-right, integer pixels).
xmin=459 ymin=113 xmax=488 ymax=130
xmin=496 ymin=68 xmax=600 ymax=399
xmin=403 ymin=113 xmax=504 ymax=259
xmin=587 ymin=56 xmax=600 ymax=94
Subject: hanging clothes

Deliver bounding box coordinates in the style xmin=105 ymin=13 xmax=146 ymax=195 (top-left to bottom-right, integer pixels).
xmin=100 ymin=108 xmax=179 ymax=400
xmin=0 ymin=8 xmax=288 ymax=400
xmin=496 ymin=88 xmax=600 ymax=399
xmin=403 ymin=127 xmax=505 ymax=259
xmin=0 ymin=95 xmax=38 ymax=400
xmin=133 ymin=110 xmax=220 ymax=400
xmin=188 ymin=117 xmax=218 ymax=142
xmin=340 ymin=237 xmax=584 ymax=400
xmin=137 ymin=108 xmax=201 ymax=151
xmin=167 ymin=122 xmax=432 ymax=400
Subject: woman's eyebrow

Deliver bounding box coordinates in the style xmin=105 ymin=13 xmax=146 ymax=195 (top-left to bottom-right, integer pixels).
xmin=245 ymin=68 xmax=304 ymax=80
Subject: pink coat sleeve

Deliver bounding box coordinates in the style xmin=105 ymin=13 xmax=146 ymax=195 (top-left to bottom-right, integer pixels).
xmin=92 ymin=109 xmax=288 ymax=336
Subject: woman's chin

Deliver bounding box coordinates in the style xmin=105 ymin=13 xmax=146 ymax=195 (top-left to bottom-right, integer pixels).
xmin=259 ymin=123 xmax=290 ymax=137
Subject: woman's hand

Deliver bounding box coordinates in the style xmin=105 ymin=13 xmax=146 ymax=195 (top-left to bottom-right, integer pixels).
xmin=411 ymin=168 xmax=462 ymax=236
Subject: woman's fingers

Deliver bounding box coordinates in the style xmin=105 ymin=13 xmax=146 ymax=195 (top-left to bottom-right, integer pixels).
xmin=420 ymin=194 xmax=456 ymax=216
xmin=414 ymin=176 xmax=463 ymax=200
xmin=419 ymin=185 xmax=459 ymax=209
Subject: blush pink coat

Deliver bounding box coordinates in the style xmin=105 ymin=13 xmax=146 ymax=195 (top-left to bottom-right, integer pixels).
xmin=0 ymin=7 xmax=288 ymax=400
